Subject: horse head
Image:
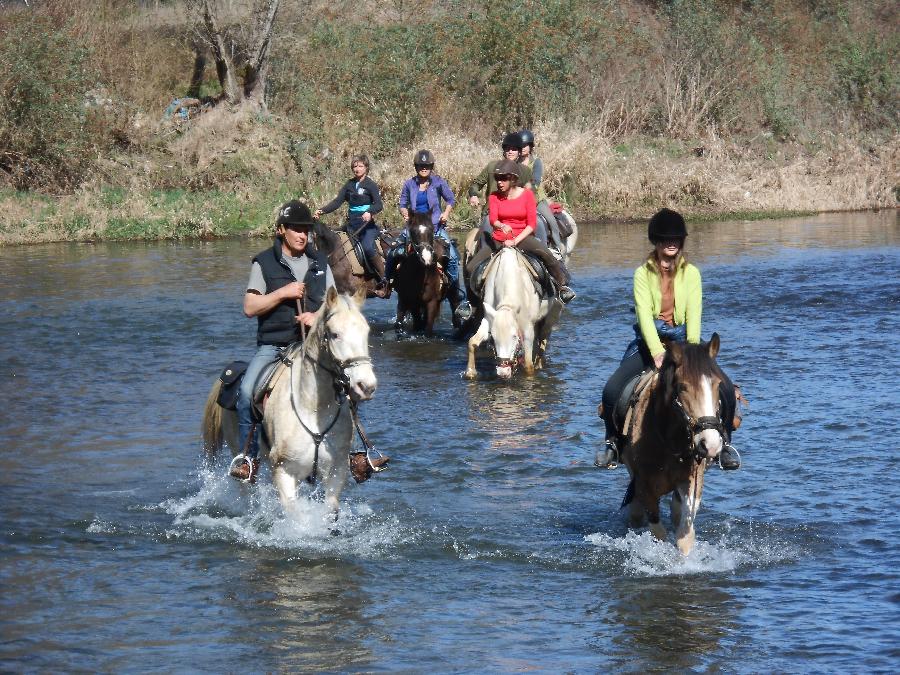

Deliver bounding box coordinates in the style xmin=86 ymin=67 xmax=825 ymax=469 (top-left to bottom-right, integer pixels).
xmin=659 ymin=333 xmax=724 ymax=462
xmin=317 ymin=286 xmax=377 ymax=401
xmin=406 ymin=213 xmax=436 ymax=267
xmin=483 ymin=302 xmax=523 ymax=379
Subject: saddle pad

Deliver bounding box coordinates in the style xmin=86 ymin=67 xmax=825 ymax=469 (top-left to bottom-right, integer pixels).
xmin=337 ymin=231 xmax=366 ymax=276
xmin=620 ymin=369 xmax=658 ymax=437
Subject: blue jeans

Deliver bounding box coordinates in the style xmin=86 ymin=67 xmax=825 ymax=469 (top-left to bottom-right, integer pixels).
xmin=237 ymin=343 xmax=282 ymax=458
xmin=346 ymin=215 xmax=382 ymax=280
xmin=622 ymin=320 xmax=687 ymax=361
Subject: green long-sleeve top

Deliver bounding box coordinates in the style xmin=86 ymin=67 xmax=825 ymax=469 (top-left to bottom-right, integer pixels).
xmin=467 ymin=160 xmax=533 ymax=201
xmin=633 ymin=256 xmax=702 ymax=358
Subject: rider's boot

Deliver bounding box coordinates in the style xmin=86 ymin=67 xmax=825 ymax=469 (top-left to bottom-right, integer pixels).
xmin=230 ymin=455 xmax=261 ymax=482
xmin=718 ymin=442 xmax=741 ymax=470
xmin=371 ymin=256 xmax=391 ymax=298
xmin=559 ymin=285 xmax=576 ymax=304
xmin=350 ymin=452 xmax=391 ymax=483
xmin=595 ymin=438 xmax=620 ymax=469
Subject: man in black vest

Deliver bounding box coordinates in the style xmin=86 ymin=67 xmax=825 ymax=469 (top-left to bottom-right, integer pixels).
xmin=231 ymin=201 xmax=335 ymax=481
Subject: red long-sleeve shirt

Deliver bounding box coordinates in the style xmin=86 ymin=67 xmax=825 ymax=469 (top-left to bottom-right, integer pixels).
xmin=488 ymin=189 xmax=537 ymax=242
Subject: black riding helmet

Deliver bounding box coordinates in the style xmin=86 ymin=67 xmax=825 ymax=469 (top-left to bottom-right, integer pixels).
xmin=519 ymin=129 xmax=535 ymax=149
xmin=413 ymin=149 xmax=435 ymax=168
xmin=501 ymin=131 xmax=523 ymax=152
xmin=648 ymin=208 xmax=688 ymax=242
xmin=277 ymin=200 xmax=315 ymax=227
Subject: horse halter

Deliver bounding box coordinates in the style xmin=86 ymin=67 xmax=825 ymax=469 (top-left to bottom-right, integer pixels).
xmin=494 ymin=317 xmax=525 ymax=371
xmin=304 ymin=304 xmax=373 ymax=400
xmin=672 ymin=393 xmax=725 ymax=463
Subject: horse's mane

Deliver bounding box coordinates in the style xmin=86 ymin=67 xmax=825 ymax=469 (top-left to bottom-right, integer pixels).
xmin=659 ymin=342 xmax=719 ymax=405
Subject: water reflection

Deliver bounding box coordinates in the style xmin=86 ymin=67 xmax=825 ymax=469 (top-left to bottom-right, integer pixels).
xmin=232 ymin=556 xmax=379 ymax=671
xmin=596 ymin=577 xmax=740 ymax=668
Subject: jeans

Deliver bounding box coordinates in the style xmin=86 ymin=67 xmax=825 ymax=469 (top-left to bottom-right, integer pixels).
xmin=537 ymin=200 xmax=562 ymax=248
xmin=237 ymin=343 xmax=282 ymax=458
xmin=622 ymin=319 xmax=687 ymax=360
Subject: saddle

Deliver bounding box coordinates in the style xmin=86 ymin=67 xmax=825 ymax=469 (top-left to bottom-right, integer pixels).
xmin=611 ymin=369 xmax=657 ymax=441
xmin=335 ymin=230 xmax=390 ymax=277
xmin=214 ymin=342 xmax=303 ymax=421
xmin=466 ymin=238 xmax=552 ymax=300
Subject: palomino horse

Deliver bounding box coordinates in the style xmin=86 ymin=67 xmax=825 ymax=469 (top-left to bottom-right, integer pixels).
xmin=202 ymin=287 xmax=377 ymax=519
xmin=393 ymin=213 xmax=451 ymax=336
xmin=464 ymin=247 xmax=561 ymax=379
xmin=617 ymin=334 xmax=727 ymax=554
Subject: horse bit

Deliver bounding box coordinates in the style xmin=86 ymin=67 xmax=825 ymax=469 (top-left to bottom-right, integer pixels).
xmin=672 ymin=394 xmax=725 ymax=464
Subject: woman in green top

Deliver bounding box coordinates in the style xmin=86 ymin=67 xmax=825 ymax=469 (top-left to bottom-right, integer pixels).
xmin=596 ymin=208 xmax=741 ymax=470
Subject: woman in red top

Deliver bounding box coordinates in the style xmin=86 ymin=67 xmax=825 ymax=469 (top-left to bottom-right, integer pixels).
xmin=466 ymin=160 xmax=575 ymax=303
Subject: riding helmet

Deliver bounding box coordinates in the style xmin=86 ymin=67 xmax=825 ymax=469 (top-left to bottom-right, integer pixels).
xmin=647 ymin=208 xmax=688 ymax=242
xmin=277 ymin=200 xmax=315 ymax=227
xmin=414 ymin=149 xmax=435 ymax=167
xmin=519 ymin=128 xmax=535 ymax=148
xmin=501 ymin=131 xmax=524 ymax=151
xmin=493 ymin=159 xmax=521 ymax=180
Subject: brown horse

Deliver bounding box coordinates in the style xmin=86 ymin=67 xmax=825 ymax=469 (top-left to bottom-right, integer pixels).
xmin=617 ymin=334 xmax=728 ymax=554
xmin=315 ymin=225 xmax=392 ymax=298
xmin=392 ymin=213 xmax=449 ymax=336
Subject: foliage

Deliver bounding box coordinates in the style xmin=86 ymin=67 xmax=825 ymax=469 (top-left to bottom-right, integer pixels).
xmin=0 ymin=14 xmax=103 ymax=190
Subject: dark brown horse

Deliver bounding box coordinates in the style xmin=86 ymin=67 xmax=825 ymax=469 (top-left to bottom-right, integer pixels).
xmin=618 ymin=334 xmax=728 ymax=554
xmin=392 ymin=213 xmax=448 ymax=336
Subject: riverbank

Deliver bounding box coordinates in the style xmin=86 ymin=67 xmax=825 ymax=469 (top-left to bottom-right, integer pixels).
xmin=1 ymin=119 xmax=896 ymax=245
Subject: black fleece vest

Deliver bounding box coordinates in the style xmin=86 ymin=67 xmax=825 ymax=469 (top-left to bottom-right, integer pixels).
xmin=253 ymin=240 xmax=329 ymax=346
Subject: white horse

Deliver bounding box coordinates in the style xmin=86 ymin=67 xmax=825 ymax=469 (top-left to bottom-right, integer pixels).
xmin=544 ymin=208 xmax=579 ymax=265
xmin=464 ymin=247 xmax=562 ymax=380
xmin=202 ymin=286 xmax=377 ymax=518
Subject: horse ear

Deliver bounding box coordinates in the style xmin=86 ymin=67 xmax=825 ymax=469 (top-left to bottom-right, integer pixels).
xmin=352 ymin=284 xmax=366 ymax=307
xmin=325 ymin=286 xmax=339 ymax=309
xmin=708 ymin=332 xmax=720 ymax=359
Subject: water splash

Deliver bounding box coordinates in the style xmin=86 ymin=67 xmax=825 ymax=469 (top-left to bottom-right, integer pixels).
xmin=585 ymin=527 xmax=799 ymax=577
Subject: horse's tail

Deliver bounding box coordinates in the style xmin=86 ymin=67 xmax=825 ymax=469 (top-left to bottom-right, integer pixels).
xmin=201 ymin=379 xmax=224 ymax=455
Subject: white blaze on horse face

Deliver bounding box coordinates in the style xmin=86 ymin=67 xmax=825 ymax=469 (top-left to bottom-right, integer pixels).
xmin=330 ymin=299 xmax=377 ymax=401
xmin=416 ymin=224 xmax=433 ymax=266
xmin=492 ymin=308 xmax=519 ymax=379
xmin=695 ymin=374 xmax=723 ymax=458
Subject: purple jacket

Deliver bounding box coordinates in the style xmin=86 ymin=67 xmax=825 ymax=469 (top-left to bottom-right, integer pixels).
xmin=398 ymin=174 xmax=456 ymax=229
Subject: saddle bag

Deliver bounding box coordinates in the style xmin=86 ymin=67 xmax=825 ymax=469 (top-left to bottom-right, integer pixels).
xmin=216 ymin=361 xmax=248 ymax=410
xmin=554 ymin=212 xmax=573 ymax=239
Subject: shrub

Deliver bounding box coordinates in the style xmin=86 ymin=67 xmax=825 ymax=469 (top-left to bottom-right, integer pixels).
xmin=0 ymin=14 xmax=105 ymax=190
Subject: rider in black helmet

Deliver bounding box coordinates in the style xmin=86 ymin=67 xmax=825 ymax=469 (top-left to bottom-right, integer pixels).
xmin=467 ymin=132 xmax=534 ymax=234
xmin=518 ymin=128 xmax=563 ymax=249
xmin=230 ymin=200 xmax=336 ymax=482
xmin=595 ymin=208 xmax=742 ymax=471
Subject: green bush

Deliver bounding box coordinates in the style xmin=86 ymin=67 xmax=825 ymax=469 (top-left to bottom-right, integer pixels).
xmin=0 ymin=15 xmax=104 ymax=190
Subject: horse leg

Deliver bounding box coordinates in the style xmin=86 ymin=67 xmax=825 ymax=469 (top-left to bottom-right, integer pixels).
xmin=674 ymin=463 xmax=705 ymax=554
xmin=636 ymin=483 xmax=666 ymax=541
xmin=395 ymin=298 xmax=406 ymax=334
xmin=425 ymin=298 xmax=439 ymax=337
xmin=271 ymin=463 xmax=302 ymax=517
xmin=520 ymin=324 xmax=536 ymax=375
xmin=465 ymin=318 xmax=489 ymax=379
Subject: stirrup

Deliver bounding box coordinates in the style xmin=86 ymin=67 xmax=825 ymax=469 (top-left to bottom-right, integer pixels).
xmin=228 ymin=454 xmax=257 ymax=483
xmin=595 ymin=440 xmax=620 ymax=469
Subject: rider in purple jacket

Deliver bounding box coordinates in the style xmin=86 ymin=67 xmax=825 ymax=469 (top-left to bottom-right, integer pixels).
xmin=389 ymin=149 xmax=472 ymax=323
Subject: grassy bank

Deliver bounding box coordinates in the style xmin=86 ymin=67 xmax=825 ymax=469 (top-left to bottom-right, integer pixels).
xmin=0 ymin=0 xmax=897 ymax=244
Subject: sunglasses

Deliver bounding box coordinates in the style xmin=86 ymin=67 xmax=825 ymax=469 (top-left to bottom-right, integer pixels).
xmin=494 ymin=174 xmax=516 ymax=181
xmin=283 ymin=223 xmax=312 ymax=232
xmin=414 ymin=164 xmax=433 ymax=170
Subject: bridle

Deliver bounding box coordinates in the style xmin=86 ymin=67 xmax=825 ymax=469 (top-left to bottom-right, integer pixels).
xmin=289 ymin=300 xmax=374 ymax=480
xmin=671 ymin=388 xmax=725 ymax=464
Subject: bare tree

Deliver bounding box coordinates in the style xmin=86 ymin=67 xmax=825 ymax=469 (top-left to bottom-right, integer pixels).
xmin=189 ymin=0 xmax=281 ymax=108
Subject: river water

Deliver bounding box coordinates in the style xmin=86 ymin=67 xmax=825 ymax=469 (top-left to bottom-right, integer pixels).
xmin=1 ymin=211 xmax=898 ymax=672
